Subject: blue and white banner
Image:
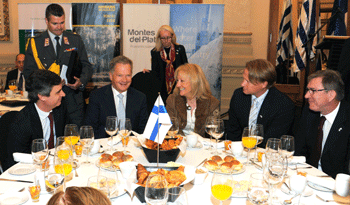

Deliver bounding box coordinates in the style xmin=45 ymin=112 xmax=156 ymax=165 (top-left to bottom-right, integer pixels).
xmin=276 ymin=0 xmax=293 ymax=66
xmin=143 ymin=96 xmax=172 ymax=144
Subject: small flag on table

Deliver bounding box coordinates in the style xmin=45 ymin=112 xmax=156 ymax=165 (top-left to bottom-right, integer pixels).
xmin=143 ymin=96 xmax=172 ymax=144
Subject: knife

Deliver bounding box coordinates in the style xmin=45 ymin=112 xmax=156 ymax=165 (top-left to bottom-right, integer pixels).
xmin=196 ymin=159 xmax=207 ymax=168
xmin=250 ymin=159 xmax=262 ymax=170
xmin=0 ymin=178 xmax=33 ymax=183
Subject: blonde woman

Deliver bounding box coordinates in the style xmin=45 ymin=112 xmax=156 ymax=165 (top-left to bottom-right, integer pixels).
xmin=166 ymin=63 xmax=220 ymax=137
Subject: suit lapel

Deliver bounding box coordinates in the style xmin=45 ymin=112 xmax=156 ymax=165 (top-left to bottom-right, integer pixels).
xmin=105 ymin=85 xmax=117 ymax=116
xmin=28 ymin=103 xmax=44 ymax=139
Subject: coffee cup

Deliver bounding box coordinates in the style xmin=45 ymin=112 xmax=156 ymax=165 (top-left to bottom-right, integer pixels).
xmin=335 ymin=173 xmax=350 ymax=197
xmin=186 ymin=134 xmax=198 ymax=148
xmin=119 ymin=161 xmax=137 ymax=179
xmin=228 ymin=141 xmax=243 ymax=157
xmin=89 ymin=140 xmax=100 ymax=155
xmin=23 ymin=91 xmax=28 ymax=98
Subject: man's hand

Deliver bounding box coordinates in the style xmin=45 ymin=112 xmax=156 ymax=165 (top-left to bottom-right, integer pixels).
xmin=67 ymin=76 xmax=82 ymax=90
xmin=143 ymin=69 xmax=150 ymax=73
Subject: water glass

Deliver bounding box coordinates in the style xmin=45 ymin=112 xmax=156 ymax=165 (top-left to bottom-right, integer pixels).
xmin=31 ymin=139 xmax=49 ymax=171
xmin=211 ymin=171 xmax=233 ymax=205
xmin=248 ymin=173 xmax=269 ymax=205
xmin=250 ymin=124 xmax=264 ymax=161
xmin=145 ymin=174 xmax=169 ymax=205
xmin=168 ymin=187 xmax=188 ymax=205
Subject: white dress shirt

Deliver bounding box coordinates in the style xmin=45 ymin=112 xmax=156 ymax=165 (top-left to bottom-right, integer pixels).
xmin=34 ymin=103 xmax=56 ymax=145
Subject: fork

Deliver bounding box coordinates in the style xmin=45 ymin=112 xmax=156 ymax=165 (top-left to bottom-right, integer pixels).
xmin=316 ymin=195 xmax=349 ymax=204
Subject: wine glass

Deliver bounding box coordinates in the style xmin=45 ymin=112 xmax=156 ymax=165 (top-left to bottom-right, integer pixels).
xmin=280 ymin=135 xmax=294 ymax=176
xmin=97 ymin=165 xmax=119 ymax=199
xmin=242 ymin=127 xmax=257 ymax=165
xmin=44 ymin=157 xmax=65 ymax=194
xmin=265 ymin=138 xmax=281 ymax=161
xmin=250 ymin=124 xmax=264 ymax=161
xmin=168 ymin=117 xmax=179 ymax=138
xmin=64 ymin=124 xmax=80 ymax=162
xmin=248 ymin=173 xmax=269 ymax=204
xmin=145 ymin=174 xmax=169 ymax=205
xmin=263 ymin=155 xmax=287 ymax=204
xmin=87 ymin=175 xmax=109 ymax=197
xmin=168 ymin=187 xmax=188 ymax=205
xmin=105 ymin=116 xmax=118 ymax=151
xmin=205 ymin=116 xmax=217 ymax=151
xmin=211 ymin=171 xmax=233 ymax=205
xmin=31 ymin=139 xmax=49 ymax=171
xmin=8 ymin=80 xmax=17 ymax=92
xmin=119 ymin=118 xmax=132 ymax=154
xmin=211 ymin=119 xmax=224 ymax=155
xmin=80 ymin=126 xmax=94 ymax=164
xmin=290 ymin=174 xmax=307 ymax=205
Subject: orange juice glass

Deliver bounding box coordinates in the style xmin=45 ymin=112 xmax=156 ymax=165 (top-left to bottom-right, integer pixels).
xmin=224 ymin=140 xmax=231 ymax=151
xmin=28 ymin=185 xmax=41 ymax=202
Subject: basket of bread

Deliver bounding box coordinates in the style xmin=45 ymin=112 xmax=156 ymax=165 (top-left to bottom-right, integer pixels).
xmin=142 ymin=136 xmax=184 ymax=163
xmin=97 ymin=151 xmax=134 ymax=170
xmin=203 ymin=155 xmax=244 ymax=174
xmin=133 ymin=163 xmax=194 ymax=203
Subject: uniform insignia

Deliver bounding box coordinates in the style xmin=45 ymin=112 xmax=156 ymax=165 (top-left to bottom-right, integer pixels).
xmin=64 ymin=47 xmax=77 ymax=52
xmin=64 ymin=37 xmax=69 ymax=45
xmin=44 ymin=38 xmax=49 ymax=47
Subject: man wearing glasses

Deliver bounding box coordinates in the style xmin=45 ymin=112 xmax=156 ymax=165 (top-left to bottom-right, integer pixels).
xmin=295 ymin=69 xmax=350 ymax=178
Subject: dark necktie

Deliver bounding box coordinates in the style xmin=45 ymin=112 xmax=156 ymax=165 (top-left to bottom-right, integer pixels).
xmin=18 ymin=72 xmax=23 ymax=91
xmin=310 ymin=116 xmax=326 ymax=167
xmin=48 ymin=112 xmax=55 ymax=149
xmin=54 ymin=36 xmax=61 ymax=59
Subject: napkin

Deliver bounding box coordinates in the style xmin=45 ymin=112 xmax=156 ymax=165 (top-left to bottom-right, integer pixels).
xmin=90 ymin=139 xmax=101 ymax=155
xmin=307 ymin=175 xmax=335 ymax=190
xmin=288 ymin=156 xmax=306 ymax=164
xmin=191 ymin=132 xmax=224 ymax=149
xmin=13 ymin=152 xmax=53 ymax=164
xmin=106 ymin=135 xmax=121 ymax=146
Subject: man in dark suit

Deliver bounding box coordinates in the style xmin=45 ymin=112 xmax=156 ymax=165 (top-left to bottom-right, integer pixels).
xmin=23 ymin=4 xmax=92 ymax=127
xmin=5 ymin=54 xmax=25 ymax=90
xmin=295 ymin=70 xmax=350 ymax=178
xmin=5 ymin=70 xmax=69 ymax=168
xmin=84 ymin=56 xmax=148 ymax=139
xmin=226 ymin=59 xmax=295 ymax=148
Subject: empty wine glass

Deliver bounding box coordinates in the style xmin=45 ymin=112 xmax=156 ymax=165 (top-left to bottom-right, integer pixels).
xmin=168 ymin=117 xmax=179 ymax=138
xmin=211 ymin=119 xmax=224 ymax=155
xmin=105 ymin=116 xmax=118 ymax=151
xmin=87 ymin=175 xmax=109 ymax=197
xmin=265 ymin=138 xmax=281 ymax=161
xmin=250 ymin=124 xmax=264 ymax=161
xmin=248 ymin=173 xmax=269 ymax=204
xmin=145 ymin=174 xmax=168 ymax=205
xmin=97 ymin=165 xmax=119 ymax=199
xmin=290 ymin=174 xmax=307 ymax=205
xmin=31 ymin=139 xmax=49 ymax=171
xmin=168 ymin=187 xmax=188 ymax=205
xmin=205 ymin=116 xmax=217 ymax=151
xmin=211 ymin=171 xmax=233 ymax=205
xmin=242 ymin=127 xmax=257 ymax=165
xmin=119 ymin=118 xmax=132 ymax=154
xmin=80 ymin=126 xmax=94 ymax=164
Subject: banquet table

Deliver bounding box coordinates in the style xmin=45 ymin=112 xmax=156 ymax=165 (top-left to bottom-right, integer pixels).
xmin=0 ymin=137 xmax=348 ymax=205
xmin=0 ymin=94 xmax=27 ymax=116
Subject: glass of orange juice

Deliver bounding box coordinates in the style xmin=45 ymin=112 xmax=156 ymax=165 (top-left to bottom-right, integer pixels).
xmin=211 ymin=171 xmax=233 ymax=205
xmin=28 ymin=184 xmax=41 ymax=202
xmin=8 ymin=80 xmax=17 ymax=92
xmin=55 ymin=137 xmax=73 ymax=182
xmin=242 ymin=127 xmax=257 ymax=165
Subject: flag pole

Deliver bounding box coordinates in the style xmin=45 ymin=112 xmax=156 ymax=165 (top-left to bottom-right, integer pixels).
xmin=157 ymin=93 xmax=160 ymax=167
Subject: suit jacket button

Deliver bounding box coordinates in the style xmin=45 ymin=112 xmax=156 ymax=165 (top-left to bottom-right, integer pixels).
xmin=44 ymin=64 xmax=47 ymax=67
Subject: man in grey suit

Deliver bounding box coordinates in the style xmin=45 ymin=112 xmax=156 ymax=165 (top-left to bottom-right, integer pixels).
xmin=23 ymin=3 xmax=92 ymax=127
xmin=84 ymin=56 xmax=148 ymax=139
xmin=226 ymin=59 xmax=295 ymax=148
xmin=5 ymin=54 xmax=25 ymax=90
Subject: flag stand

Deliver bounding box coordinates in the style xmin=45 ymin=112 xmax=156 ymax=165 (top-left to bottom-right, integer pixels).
xmin=157 ymin=93 xmax=160 ymax=167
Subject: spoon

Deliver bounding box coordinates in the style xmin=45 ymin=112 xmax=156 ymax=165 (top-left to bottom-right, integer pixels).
xmin=73 ymin=162 xmax=79 ymax=177
xmin=284 ymin=194 xmax=298 ymax=204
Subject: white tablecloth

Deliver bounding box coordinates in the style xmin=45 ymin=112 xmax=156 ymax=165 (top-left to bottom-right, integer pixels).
xmin=0 ymin=95 xmax=28 ymax=115
xmin=0 ymin=138 xmax=346 ymax=205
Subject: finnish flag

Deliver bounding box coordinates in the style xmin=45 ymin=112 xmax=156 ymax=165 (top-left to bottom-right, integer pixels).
xmin=143 ymin=96 xmax=172 ymax=144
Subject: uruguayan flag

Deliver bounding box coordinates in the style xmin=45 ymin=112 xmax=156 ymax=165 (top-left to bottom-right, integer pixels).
xmin=143 ymin=96 xmax=172 ymax=144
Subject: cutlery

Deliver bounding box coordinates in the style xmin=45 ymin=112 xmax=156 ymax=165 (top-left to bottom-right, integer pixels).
xmin=73 ymin=162 xmax=79 ymax=177
xmin=0 ymin=178 xmax=33 ymax=183
xmin=289 ymin=166 xmax=312 ymax=170
xmin=250 ymin=159 xmax=262 ymax=170
xmin=316 ymin=175 xmax=331 ymax=177
xmin=284 ymin=194 xmax=298 ymax=204
xmin=196 ymin=159 xmax=207 ymax=168
xmin=283 ymin=182 xmax=292 ymax=193
xmin=316 ymin=195 xmax=349 ymax=204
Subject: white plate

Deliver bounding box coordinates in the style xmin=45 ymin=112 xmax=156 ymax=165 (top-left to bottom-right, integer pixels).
xmin=8 ymin=165 xmax=36 ymax=176
xmin=187 ymin=141 xmax=203 ymax=149
xmin=95 ymin=160 xmax=120 ymax=171
xmin=209 ymin=165 xmax=246 ymax=175
xmin=307 ymin=182 xmax=333 ymax=192
xmin=281 ymin=184 xmax=313 ymax=197
xmin=0 ymin=192 xmax=29 ymax=205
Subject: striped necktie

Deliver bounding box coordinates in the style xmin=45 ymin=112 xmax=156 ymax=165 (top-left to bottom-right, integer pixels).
xmin=249 ymin=98 xmax=258 ymax=127
xmin=117 ymin=94 xmax=125 ymax=127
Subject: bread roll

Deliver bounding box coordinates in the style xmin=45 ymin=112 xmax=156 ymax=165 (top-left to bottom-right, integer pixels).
xmin=112 ymin=151 xmax=124 ymax=159
xmin=99 ymin=157 xmax=112 ymax=168
xmin=122 ymin=154 xmax=134 ymax=162
xmin=100 ymin=153 xmax=113 ymax=161
xmin=112 ymin=158 xmax=123 ymax=169
xmin=211 ymin=155 xmax=223 ymax=164
xmin=220 ymin=162 xmax=234 ymax=173
xmin=224 ymin=155 xmax=236 ymax=162
xmin=204 ymin=160 xmax=218 ymax=171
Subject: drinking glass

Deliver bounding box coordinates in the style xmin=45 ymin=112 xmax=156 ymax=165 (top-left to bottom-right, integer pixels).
xmin=168 ymin=187 xmax=188 ymax=205
xmin=31 ymin=139 xmax=49 ymax=171
xmin=119 ymin=118 xmax=132 ymax=154
xmin=55 ymin=137 xmax=73 ymax=182
xmin=250 ymin=124 xmax=264 ymax=161
xmin=80 ymin=126 xmax=94 ymax=164
xmin=8 ymin=80 xmax=17 ymax=92
xmin=211 ymin=119 xmax=224 ymax=155
xmin=263 ymin=155 xmax=286 ymax=204
xmin=168 ymin=117 xmax=179 ymax=138
xmin=145 ymin=174 xmax=168 ymax=205
xmin=290 ymin=174 xmax=307 ymax=205
xmin=28 ymin=183 xmax=41 ymax=203
xmin=88 ymin=175 xmax=109 ymax=197
xmin=44 ymin=159 xmax=65 ymax=194
xmin=242 ymin=127 xmax=257 ymax=165
xmin=105 ymin=116 xmax=118 ymax=151
xmin=265 ymin=138 xmax=281 ymax=161
xmin=211 ymin=171 xmax=233 ymax=205
xmin=97 ymin=165 xmax=119 ymax=198
xmin=248 ymin=173 xmax=269 ymax=205
xmin=64 ymin=124 xmax=80 ymax=162
xmin=205 ymin=116 xmax=217 ymax=151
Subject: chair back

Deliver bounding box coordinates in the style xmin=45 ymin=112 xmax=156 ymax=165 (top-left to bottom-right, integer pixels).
xmin=131 ymin=71 xmax=162 ymax=114
xmin=0 ymin=111 xmax=18 ymax=172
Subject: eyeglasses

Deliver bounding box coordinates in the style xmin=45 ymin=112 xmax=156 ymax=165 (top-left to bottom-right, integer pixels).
xmin=160 ymin=36 xmax=172 ymax=41
xmin=306 ymin=88 xmax=328 ymax=94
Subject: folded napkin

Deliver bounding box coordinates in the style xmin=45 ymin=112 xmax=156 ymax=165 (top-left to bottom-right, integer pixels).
xmin=307 ymin=175 xmax=335 ymax=190
xmin=191 ymin=132 xmax=225 ymax=149
xmin=288 ymin=156 xmax=306 ymax=164
xmin=106 ymin=135 xmax=121 ymax=146
xmin=90 ymin=139 xmax=101 ymax=155
xmin=13 ymin=152 xmax=53 ymax=164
